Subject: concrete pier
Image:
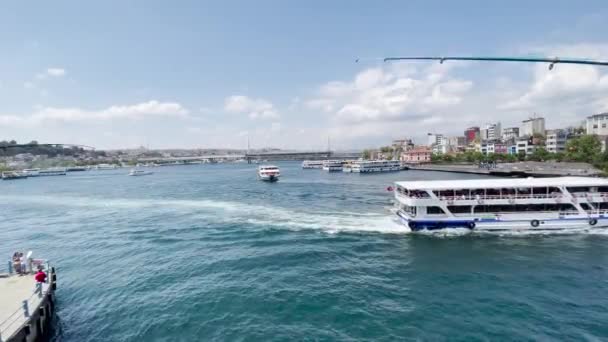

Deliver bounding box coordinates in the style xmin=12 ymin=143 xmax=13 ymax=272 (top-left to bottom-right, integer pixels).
xmin=0 ymin=266 xmax=57 ymax=342
xmin=409 ymin=162 xmax=603 ymax=177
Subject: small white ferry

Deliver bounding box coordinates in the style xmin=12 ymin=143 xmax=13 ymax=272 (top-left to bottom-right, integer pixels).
xmin=258 ymin=165 xmax=280 ymax=182
xmin=128 ymin=169 xmax=153 ymax=176
xmin=302 ymin=160 xmax=324 ymax=169
xmin=96 ymin=164 xmax=118 ymax=170
xmin=322 ymin=160 xmax=344 ymax=172
xmin=1 ymin=171 xmax=28 ymax=180
xmin=393 ymin=177 xmax=608 ymax=232
xmin=22 ymin=168 xmax=40 ymax=177
xmin=352 ymin=160 xmax=401 ymax=173
xmin=38 ymin=168 xmax=67 ymax=176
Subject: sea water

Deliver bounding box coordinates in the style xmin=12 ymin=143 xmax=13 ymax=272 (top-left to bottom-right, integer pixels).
xmin=1 ymin=162 xmax=607 ymax=341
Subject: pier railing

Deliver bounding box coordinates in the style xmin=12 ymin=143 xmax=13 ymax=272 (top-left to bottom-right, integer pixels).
xmin=399 ymin=192 xmax=608 ymax=202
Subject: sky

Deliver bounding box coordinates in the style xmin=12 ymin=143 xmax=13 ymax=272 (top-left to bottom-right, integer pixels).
xmin=0 ymin=1 xmax=607 ymax=150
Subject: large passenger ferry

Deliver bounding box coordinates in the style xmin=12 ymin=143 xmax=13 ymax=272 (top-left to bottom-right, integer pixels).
xmin=322 ymin=160 xmax=344 ymax=172
xmin=352 ymin=160 xmax=401 ymax=173
xmin=302 ymin=160 xmax=324 ymax=169
xmin=393 ymin=177 xmax=608 ymax=231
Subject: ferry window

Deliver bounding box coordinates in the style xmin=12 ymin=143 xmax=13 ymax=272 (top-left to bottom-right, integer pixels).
xmin=500 ymin=188 xmax=516 ymax=196
xmin=599 ymin=202 xmax=608 ymax=210
xmin=471 ymin=189 xmax=485 ymax=196
xmin=567 ymin=187 xmax=590 ymax=193
xmin=454 ymin=189 xmax=469 ymax=197
xmin=598 ymin=187 xmax=608 ymax=193
xmin=516 ymin=188 xmax=531 ymax=195
xmin=580 ymin=203 xmax=595 ymax=211
xmin=531 ymin=187 xmax=548 ymax=196
xmin=410 ymin=190 xmax=430 ymax=198
xmin=427 ymin=206 xmax=446 ymax=215
xmin=447 ymin=206 xmax=472 ymax=214
xmin=486 ymin=189 xmax=500 ymax=197
xmin=435 ymin=190 xmax=453 ymax=198
xmin=547 ymin=187 xmax=561 ymax=195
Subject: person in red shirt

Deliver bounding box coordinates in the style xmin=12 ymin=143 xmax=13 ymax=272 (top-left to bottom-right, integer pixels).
xmin=34 ymin=269 xmax=47 ymax=283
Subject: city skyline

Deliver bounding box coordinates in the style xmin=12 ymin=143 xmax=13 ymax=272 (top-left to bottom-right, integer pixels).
xmin=0 ymin=1 xmax=607 ymax=150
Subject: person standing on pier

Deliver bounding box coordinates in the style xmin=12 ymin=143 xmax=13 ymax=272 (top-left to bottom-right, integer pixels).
xmin=35 ymin=267 xmax=47 ymax=283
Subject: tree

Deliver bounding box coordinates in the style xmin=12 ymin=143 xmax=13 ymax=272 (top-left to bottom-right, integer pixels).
xmin=362 ymin=149 xmax=371 ymax=160
xmin=527 ymin=147 xmax=550 ymax=161
xmin=379 ymin=146 xmax=392 ymax=153
xmin=565 ymin=135 xmax=601 ymax=163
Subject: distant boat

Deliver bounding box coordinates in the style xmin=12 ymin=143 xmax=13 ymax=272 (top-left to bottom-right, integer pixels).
xmin=22 ymin=168 xmax=40 ymax=177
xmin=39 ymin=168 xmax=67 ymax=176
xmin=302 ymin=160 xmax=324 ymax=169
xmin=129 ymin=169 xmax=153 ymax=176
xmin=96 ymin=164 xmax=118 ymax=170
xmin=66 ymin=166 xmax=87 ymax=172
xmin=1 ymin=171 xmax=28 ymax=180
xmin=258 ymin=165 xmax=280 ymax=182
xmin=322 ymin=160 xmax=345 ymax=172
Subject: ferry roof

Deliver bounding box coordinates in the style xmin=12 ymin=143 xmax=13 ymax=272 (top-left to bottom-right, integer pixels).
xmin=395 ymin=176 xmax=608 ymax=190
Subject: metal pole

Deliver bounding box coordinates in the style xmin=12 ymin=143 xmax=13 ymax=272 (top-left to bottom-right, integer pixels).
xmin=22 ymin=300 xmax=29 ymax=318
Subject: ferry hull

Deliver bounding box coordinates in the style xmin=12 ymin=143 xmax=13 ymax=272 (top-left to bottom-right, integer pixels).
xmin=396 ymin=212 xmax=608 ymax=232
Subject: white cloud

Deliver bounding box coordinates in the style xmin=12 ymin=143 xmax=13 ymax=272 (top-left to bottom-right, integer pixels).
xmin=224 ymin=95 xmax=280 ymax=119
xmin=311 ymin=65 xmax=473 ymax=124
xmin=0 ymin=100 xmax=189 ymax=126
xmin=270 ymin=122 xmax=282 ymax=132
xmin=35 ymin=68 xmax=66 ymax=80
xmin=46 ymin=68 xmax=66 ymax=77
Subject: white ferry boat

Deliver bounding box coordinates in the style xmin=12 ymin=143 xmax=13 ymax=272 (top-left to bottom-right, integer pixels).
xmin=258 ymin=165 xmax=280 ymax=182
xmin=393 ymin=177 xmax=608 ymax=232
xmin=352 ymin=160 xmax=401 ymax=173
xmin=96 ymin=164 xmax=118 ymax=170
xmin=38 ymin=168 xmax=67 ymax=176
xmin=128 ymin=169 xmax=153 ymax=176
xmin=22 ymin=168 xmax=40 ymax=177
xmin=322 ymin=160 xmax=344 ymax=172
xmin=1 ymin=171 xmax=28 ymax=180
xmin=302 ymin=160 xmax=324 ymax=169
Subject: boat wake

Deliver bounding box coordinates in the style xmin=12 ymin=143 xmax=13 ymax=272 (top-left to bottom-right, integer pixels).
xmin=3 ymin=194 xmax=608 ymax=237
xmin=0 ymin=194 xmax=407 ymax=235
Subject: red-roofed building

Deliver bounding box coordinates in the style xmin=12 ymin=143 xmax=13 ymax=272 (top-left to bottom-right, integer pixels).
xmin=401 ymin=147 xmax=432 ymax=164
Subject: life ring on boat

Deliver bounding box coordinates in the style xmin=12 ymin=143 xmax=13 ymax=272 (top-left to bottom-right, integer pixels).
xmin=467 ymin=222 xmax=476 ymax=229
xmin=589 ymin=218 xmax=598 ymax=226
xmin=530 ymin=220 xmax=540 ymax=227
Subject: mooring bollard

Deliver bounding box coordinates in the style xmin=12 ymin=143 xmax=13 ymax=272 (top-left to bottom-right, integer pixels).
xmin=23 ymin=300 xmax=30 ymax=318
xmin=7 ymin=260 xmax=12 ymax=274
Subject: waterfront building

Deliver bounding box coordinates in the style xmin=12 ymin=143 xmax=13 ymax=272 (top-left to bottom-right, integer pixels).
xmin=502 ymin=127 xmax=519 ymax=140
xmin=480 ymin=122 xmax=501 ymax=141
xmin=546 ymin=129 xmax=569 ymax=153
xmin=508 ymin=145 xmax=517 ymax=155
xmin=516 ymin=137 xmax=536 ymax=155
xmin=401 ymin=147 xmax=432 ymax=164
xmin=392 ymin=139 xmax=414 ymax=151
xmin=448 ymin=136 xmax=466 ymax=147
xmin=521 ymin=116 xmax=546 ymax=136
xmin=585 ymin=112 xmax=608 ymax=135
xmin=427 ymin=133 xmax=444 ymax=147
xmin=464 ymin=127 xmax=480 ymax=144
xmin=432 ymin=144 xmax=449 ymax=155
xmin=480 ymin=142 xmax=508 ymax=155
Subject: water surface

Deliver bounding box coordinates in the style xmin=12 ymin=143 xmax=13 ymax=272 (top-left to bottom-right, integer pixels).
xmin=1 ymin=162 xmax=607 ymax=341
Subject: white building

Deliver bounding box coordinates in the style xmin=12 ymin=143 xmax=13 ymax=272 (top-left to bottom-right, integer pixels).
xmin=521 ymin=116 xmax=545 ymax=137
xmin=427 ymin=133 xmax=445 ymax=146
xmin=545 ymin=129 xmax=569 ymax=153
xmin=502 ymin=127 xmax=519 ymax=140
xmin=586 ymin=113 xmax=608 ymax=135
xmin=479 ymin=123 xmax=501 ymax=141
xmin=516 ymin=138 xmax=537 ymax=155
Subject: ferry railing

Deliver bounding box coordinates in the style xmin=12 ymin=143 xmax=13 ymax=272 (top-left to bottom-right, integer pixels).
xmin=0 ymin=260 xmax=51 ymax=342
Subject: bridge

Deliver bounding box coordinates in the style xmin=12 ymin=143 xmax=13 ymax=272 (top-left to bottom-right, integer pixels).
xmin=244 ymin=151 xmax=361 ymax=163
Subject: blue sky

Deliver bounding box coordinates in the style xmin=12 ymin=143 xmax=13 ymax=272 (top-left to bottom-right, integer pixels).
xmin=1 ymin=1 xmax=607 ymax=150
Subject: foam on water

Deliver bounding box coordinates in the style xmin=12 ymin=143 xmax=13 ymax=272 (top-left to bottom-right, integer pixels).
xmin=0 ymin=194 xmax=408 ymax=235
